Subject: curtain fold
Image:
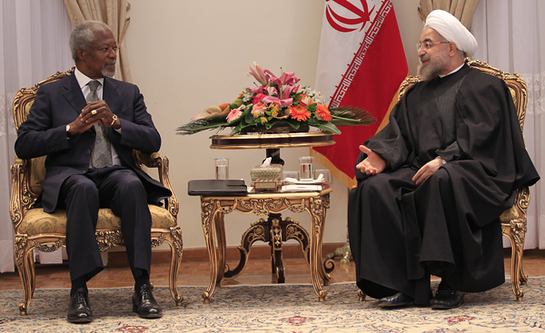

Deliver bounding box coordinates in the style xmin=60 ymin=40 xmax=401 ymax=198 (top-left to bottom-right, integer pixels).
xmin=419 ymin=0 xmax=480 ymax=28
xmin=63 ymin=0 xmax=132 ymax=82
xmin=0 ymin=0 xmax=73 ymax=272
xmin=471 ymin=0 xmax=545 ymax=249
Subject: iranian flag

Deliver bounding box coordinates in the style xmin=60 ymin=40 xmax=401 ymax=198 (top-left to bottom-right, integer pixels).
xmin=311 ymin=0 xmax=408 ymax=188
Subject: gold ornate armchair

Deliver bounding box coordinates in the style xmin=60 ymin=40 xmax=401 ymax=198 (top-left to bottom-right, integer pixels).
xmin=396 ymin=60 xmax=531 ymax=300
xmin=10 ymin=68 xmax=184 ymax=315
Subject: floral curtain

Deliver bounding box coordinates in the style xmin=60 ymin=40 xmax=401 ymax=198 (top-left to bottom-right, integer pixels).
xmin=471 ymin=0 xmax=545 ymax=249
xmin=63 ymin=0 xmax=132 ymax=82
xmin=418 ymin=0 xmax=480 ymax=28
xmin=0 ymin=0 xmax=73 ymax=272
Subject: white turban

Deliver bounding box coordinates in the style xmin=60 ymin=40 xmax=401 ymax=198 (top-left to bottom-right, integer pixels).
xmin=424 ymin=9 xmax=478 ymax=57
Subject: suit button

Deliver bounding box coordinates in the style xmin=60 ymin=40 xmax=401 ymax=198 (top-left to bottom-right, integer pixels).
xmin=86 ymin=150 xmax=91 ymax=154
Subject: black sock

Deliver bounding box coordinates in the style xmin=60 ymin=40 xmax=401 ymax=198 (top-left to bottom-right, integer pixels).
xmin=71 ymin=277 xmax=87 ymax=296
xmin=134 ymin=269 xmax=150 ymax=291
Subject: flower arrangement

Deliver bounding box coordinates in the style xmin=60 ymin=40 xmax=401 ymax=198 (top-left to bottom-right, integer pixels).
xmin=177 ymin=62 xmax=374 ymax=136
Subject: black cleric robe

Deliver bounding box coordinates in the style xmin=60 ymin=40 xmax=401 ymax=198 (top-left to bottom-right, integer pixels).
xmin=347 ymin=63 xmax=539 ymax=305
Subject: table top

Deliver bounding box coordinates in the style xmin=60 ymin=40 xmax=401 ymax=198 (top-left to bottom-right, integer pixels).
xmin=199 ymin=186 xmax=332 ymax=199
xmin=210 ymin=132 xmax=335 ymax=150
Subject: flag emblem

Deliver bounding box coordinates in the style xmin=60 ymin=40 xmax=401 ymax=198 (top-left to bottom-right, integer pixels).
xmin=325 ymin=0 xmax=376 ymax=33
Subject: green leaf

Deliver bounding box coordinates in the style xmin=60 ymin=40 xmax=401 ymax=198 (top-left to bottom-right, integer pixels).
xmin=313 ymin=122 xmax=341 ymax=134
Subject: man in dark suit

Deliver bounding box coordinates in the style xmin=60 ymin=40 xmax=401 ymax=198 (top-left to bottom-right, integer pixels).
xmin=15 ymin=21 xmax=171 ymax=323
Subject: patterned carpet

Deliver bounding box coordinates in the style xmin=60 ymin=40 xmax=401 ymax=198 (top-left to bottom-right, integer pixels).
xmin=1 ymin=278 xmax=545 ymax=332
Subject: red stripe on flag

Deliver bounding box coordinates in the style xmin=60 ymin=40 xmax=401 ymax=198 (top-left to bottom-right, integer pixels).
xmin=312 ymin=2 xmax=407 ymax=188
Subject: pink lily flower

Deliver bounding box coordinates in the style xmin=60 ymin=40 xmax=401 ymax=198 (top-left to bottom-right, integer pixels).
xmin=250 ymin=86 xmax=267 ymax=94
xmin=262 ymin=84 xmax=297 ymax=107
xmin=248 ymin=62 xmax=269 ymax=86
xmin=265 ymin=70 xmax=300 ymax=87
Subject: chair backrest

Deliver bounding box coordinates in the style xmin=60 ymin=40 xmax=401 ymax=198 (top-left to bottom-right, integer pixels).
xmin=397 ymin=60 xmax=528 ymax=132
xmin=12 ymin=68 xmax=75 ymax=199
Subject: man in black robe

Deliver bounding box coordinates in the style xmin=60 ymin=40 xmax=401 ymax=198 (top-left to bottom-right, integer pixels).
xmin=347 ymin=10 xmax=539 ymax=309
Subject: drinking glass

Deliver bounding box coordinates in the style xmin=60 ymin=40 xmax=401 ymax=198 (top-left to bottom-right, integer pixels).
xmin=214 ymin=158 xmax=229 ymax=180
xmin=298 ymin=156 xmax=314 ymax=181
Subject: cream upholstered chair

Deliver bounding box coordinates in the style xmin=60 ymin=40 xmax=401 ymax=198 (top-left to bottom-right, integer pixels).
xmin=10 ymin=68 xmax=184 ymax=315
xmin=396 ymin=59 xmax=531 ymax=301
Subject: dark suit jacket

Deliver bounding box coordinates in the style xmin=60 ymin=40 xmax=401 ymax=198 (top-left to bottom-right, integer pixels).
xmin=15 ymin=73 xmax=171 ymax=213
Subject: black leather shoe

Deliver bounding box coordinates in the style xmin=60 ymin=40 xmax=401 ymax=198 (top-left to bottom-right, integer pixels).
xmin=132 ymin=284 xmax=163 ymax=319
xmin=378 ymin=292 xmax=414 ymax=308
xmin=67 ymin=288 xmax=93 ymax=323
xmin=431 ymin=285 xmax=465 ymax=310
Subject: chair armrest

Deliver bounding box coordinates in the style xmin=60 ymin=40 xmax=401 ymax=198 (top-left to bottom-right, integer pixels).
xmin=500 ymin=186 xmax=530 ymax=225
xmin=134 ymin=150 xmax=162 ymax=168
xmin=134 ymin=150 xmax=179 ymax=219
xmin=10 ymin=158 xmax=32 ymax=232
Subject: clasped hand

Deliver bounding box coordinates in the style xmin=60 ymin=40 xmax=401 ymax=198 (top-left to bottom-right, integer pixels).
xmin=356 ymin=145 xmax=443 ymax=185
xmin=69 ymin=101 xmax=117 ymax=134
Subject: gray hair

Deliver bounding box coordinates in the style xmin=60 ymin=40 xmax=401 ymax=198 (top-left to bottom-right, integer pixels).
xmin=69 ymin=21 xmax=112 ymax=61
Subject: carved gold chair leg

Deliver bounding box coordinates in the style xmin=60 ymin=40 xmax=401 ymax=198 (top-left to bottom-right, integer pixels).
xmin=15 ymin=238 xmax=32 ymax=315
xmin=504 ymin=229 xmax=523 ymax=301
xmin=502 ymin=223 xmax=526 ymax=301
xmin=500 ymin=186 xmax=530 ymax=301
xmin=16 ymin=236 xmax=65 ymax=315
xmin=163 ymin=227 xmax=184 ymax=305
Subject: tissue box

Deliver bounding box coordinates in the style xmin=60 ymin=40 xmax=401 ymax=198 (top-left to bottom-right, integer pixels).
xmin=251 ymin=164 xmax=283 ymax=192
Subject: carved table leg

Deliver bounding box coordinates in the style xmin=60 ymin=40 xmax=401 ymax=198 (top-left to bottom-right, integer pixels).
xmin=270 ymin=215 xmax=285 ymax=282
xmin=224 ymin=219 xmax=267 ymax=279
xmin=314 ymin=196 xmax=334 ymax=286
xmin=201 ymin=199 xmax=221 ymax=304
xmin=224 ymin=214 xmax=310 ymax=283
xmin=284 ymin=217 xmax=310 ymax=266
xmin=214 ymin=211 xmax=228 ymax=285
xmin=308 ymin=197 xmax=329 ymax=301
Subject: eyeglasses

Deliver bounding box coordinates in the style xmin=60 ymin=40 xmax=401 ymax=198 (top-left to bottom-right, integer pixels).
xmin=416 ymin=41 xmax=450 ymax=52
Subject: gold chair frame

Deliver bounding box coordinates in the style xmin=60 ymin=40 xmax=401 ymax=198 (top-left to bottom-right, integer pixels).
xmin=10 ymin=68 xmax=184 ymax=315
xmin=397 ymin=60 xmax=531 ymax=300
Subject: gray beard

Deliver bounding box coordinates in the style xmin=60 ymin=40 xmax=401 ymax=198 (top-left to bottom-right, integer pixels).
xmin=417 ymin=63 xmax=439 ymax=81
xmin=417 ymin=54 xmax=448 ymax=81
xmin=102 ymin=68 xmax=115 ymax=78
xmin=102 ymin=62 xmax=116 ymax=78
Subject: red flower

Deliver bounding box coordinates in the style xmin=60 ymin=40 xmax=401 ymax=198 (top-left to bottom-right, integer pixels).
xmin=289 ymin=105 xmax=310 ymax=121
xmin=253 ymin=93 xmax=267 ymax=104
xmin=316 ymin=104 xmax=332 ymax=121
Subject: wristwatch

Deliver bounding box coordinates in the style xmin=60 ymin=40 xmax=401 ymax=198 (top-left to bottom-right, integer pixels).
xmin=66 ymin=124 xmax=72 ymax=138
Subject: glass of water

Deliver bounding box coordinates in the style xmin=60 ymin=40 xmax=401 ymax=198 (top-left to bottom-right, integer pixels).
xmin=298 ymin=156 xmax=314 ymax=181
xmin=214 ymin=158 xmax=229 ymax=180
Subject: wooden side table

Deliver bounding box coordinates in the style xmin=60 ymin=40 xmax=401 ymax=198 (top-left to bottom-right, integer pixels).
xmin=198 ymin=187 xmax=335 ymax=303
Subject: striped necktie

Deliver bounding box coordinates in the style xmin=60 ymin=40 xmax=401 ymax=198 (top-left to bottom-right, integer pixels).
xmin=87 ymin=80 xmax=112 ymax=168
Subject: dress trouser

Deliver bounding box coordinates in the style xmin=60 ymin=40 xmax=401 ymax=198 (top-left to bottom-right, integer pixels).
xmin=59 ymin=166 xmax=152 ymax=282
